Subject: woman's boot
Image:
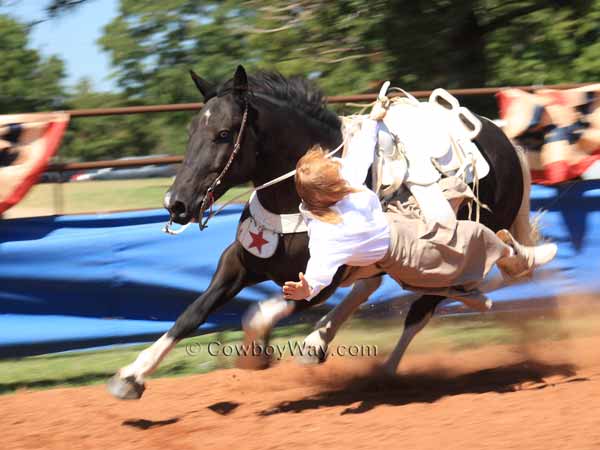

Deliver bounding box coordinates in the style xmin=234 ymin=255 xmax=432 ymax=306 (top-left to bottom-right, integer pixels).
xmin=495 ymin=229 xmax=557 ymax=279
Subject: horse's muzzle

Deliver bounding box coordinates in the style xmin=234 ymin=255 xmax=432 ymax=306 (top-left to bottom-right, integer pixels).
xmin=164 ymin=196 xmax=195 ymax=225
xmin=168 ymin=199 xmax=193 ymax=225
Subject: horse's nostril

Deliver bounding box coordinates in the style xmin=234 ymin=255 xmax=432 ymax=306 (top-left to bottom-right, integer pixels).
xmin=171 ymin=200 xmax=188 ymax=218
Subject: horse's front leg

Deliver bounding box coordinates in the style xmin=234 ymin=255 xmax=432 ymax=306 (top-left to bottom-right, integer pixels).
xmin=298 ymin=276 xmax=383 ymax=364
xmin=107 ymin=242 xmax=256 ymax=400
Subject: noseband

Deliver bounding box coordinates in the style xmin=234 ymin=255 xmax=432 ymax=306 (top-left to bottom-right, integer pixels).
xmin=163 ymin=98 xmax=250 ymax=234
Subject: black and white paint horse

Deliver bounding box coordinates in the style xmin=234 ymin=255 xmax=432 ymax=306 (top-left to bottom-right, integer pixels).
xmin=107 ymin=66 xmax=534 ymax=400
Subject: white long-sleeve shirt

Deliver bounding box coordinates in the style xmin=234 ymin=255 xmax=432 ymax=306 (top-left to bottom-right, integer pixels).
xmin=299 ymin=119 xmax=391 ymax=300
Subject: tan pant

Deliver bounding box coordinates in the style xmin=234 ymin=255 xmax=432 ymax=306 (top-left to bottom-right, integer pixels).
xmin=341 ymin=177 xmax=511 ymax=299
xmin=376 ymin=212 xmax=510 ymax=297
xmin=376 ymin=176 xmax=511 ymax=298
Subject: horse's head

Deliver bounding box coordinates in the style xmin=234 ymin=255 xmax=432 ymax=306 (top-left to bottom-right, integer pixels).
xmin=165 ymin=65 xmax=259 ymax=224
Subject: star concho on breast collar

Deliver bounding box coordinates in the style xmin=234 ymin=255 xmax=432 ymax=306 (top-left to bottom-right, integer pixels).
xmin=237 ymin=192 xmax=308 ymax=258
xmin=237 ymin=217 xmax=279 ymax=258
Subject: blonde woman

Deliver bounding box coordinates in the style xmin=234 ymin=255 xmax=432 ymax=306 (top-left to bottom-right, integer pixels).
xmin=283 ymin=103 xmax=557 ymax=302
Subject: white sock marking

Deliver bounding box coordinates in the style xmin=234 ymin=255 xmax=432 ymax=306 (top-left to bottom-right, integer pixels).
xmin=119 ymin=333 xmax=175 ymax=383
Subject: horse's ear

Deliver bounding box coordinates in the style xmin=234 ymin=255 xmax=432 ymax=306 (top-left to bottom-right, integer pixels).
xmin=189 ymin=70 xmax=216 ymax=101
xmin=232 ymin=65 xmax=248 ymax=97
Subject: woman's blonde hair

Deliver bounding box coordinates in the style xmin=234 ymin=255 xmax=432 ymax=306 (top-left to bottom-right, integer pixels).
xmin=295 ymin=146 xmax=357 ymax=224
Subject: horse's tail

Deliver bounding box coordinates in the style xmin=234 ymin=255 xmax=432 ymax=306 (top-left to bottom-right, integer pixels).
xmin=509 ymin=144 xmax=540 ymax=245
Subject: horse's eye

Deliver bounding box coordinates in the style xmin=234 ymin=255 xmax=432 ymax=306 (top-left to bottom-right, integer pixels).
xmin=217 ymin=130 xmax=230 ymax=140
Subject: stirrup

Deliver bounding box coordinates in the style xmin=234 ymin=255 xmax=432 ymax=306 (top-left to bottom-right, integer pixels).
xmin=429 ymin=88 xmax=482 ymax=140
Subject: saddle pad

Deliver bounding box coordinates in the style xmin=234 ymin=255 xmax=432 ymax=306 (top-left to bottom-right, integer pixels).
xmin=237 ymin=217 xmax=279 ymax=258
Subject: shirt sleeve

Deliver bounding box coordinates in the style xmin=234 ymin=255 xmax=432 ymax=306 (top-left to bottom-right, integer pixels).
xmin=340 ymin=118 xmax=380 ymax=187
xmin=303 ymin=243 xmax=348 ymax=301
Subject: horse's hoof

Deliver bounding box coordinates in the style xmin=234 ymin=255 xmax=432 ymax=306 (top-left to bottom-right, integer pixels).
xmin=236 ymin=336 xmax=271 ymax=370
xmin=236 ymin=353 xmax=271 ymax=370
xmin=106 ymin=374 xmax=146 ymax=400
xmin=296 ymin=346 xmax=327 ymax=366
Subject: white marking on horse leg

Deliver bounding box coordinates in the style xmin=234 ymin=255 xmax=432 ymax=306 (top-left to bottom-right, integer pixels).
xmin=119 ymin=333 xmax=176 ymax=383
xmin=384 ymin=311 xmax=433 ymax=375
xmin=303 ymin=327 xmax=328 ymax=348
xmin=307 ymin=277 xmax=382 ymax=348
xmin=242 ymin=296 xmax=295 ymax=339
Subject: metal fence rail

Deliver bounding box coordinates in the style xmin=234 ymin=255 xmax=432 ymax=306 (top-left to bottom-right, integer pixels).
xmin=4 ymin=81 xmax=592 ymax=218
xmin=47 ymin=156 xmax=183 ymax=172
xmin=43 ymin=82 xmax=595 ymax=172
xmin=56 ymin=82 xmax=592 ymax=118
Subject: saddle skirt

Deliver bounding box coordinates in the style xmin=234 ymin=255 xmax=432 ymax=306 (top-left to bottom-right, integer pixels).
xmin=342 ymin=89 xmax=490 ymax=198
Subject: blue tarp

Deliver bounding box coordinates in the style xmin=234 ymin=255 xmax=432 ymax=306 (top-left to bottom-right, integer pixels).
xmin=1 ymin=180 xmax=599 ymax=357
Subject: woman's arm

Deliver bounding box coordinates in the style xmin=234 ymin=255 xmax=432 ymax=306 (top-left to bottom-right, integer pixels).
xmin=283 ymin=245 xmax=347 ymax=301
xmin=339 ymin=118 xmax=380 ymax=187
xmin=339 ymin=99 xmax=388 ymax=187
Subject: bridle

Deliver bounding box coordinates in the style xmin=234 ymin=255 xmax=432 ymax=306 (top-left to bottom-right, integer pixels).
xmin=162 ymin=90 xmax=346 ymax=236
xmin=196 ymin=98 xmax=249 ymax=230
xmin=163 ymin=97 xmax=250 ymax=234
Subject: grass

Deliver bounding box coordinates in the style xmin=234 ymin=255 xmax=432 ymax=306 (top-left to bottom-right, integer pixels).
xmin=1 ymin=310 xmax=597 ymax=395
xmin=4 ymin=178 xmax=252 ymax=218
xmin=0 ymin=324 xmax=310 ymax=395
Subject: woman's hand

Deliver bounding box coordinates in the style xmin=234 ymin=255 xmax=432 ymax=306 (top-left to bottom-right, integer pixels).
xmin=283 ymin=272 xmax=311 ymax=301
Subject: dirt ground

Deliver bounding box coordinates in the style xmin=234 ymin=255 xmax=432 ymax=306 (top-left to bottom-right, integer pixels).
xmin=3 ymin=335 xmax=600 ymax=450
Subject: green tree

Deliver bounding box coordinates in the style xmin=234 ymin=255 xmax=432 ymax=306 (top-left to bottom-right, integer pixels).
xmin=39 ymin=0 xmax=600 ymax=91
xmin=61 ymin=78 xmax=162 ymax=161
xmin=98 ymin=1 xmax=600 ymax=98
xmin=31 ymin=0 xmax=600 ymax=159
xmin=0 ymin=14 xmax=65 ymax=114
xmin=487 ymin=1 xmax=600 ymax=85
xmin=239 ymin=0 xmax=599 ymax=89
xmin=97 ymin=1 xmax=257 ymax=154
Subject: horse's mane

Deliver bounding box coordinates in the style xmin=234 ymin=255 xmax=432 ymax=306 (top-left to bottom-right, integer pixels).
xmin=219 ymin=71 xmax=341 ymax=132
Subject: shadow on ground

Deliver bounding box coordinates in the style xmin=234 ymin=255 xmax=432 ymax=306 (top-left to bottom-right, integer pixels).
xmin=122 ymin=418 xmax=180 ymax=430
xmin=259 ymin=359 xmax=581 ymax=416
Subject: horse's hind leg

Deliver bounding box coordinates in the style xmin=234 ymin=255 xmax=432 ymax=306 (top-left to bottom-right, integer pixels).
xmin=298 ymin=276 xmax=383 ymax=365
xmin=238 ymin=296 xmax=296 ymax=370
xmin=108 ymin=242 xmax=255 ymax=400
xmin=510 ymin=144 xmax=538 ymax=245
xmin=239 ymin=275 xmax=356 ymax=369
xmin=383 ymin=294 xmax=444 ymax=375
xmin=239 ymin=294 xmax=324 ymax=369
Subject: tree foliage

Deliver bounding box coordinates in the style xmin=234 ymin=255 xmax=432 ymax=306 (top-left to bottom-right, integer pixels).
xmin=0 ymin=14 xmax=65 ymax=114
xmin=98 ymin=0 xmax=600 ymax=98
xmin=60 ymin=79 xmax=162 ymax=161
xmin=5 ymin=0 xmax=600 ymax=160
